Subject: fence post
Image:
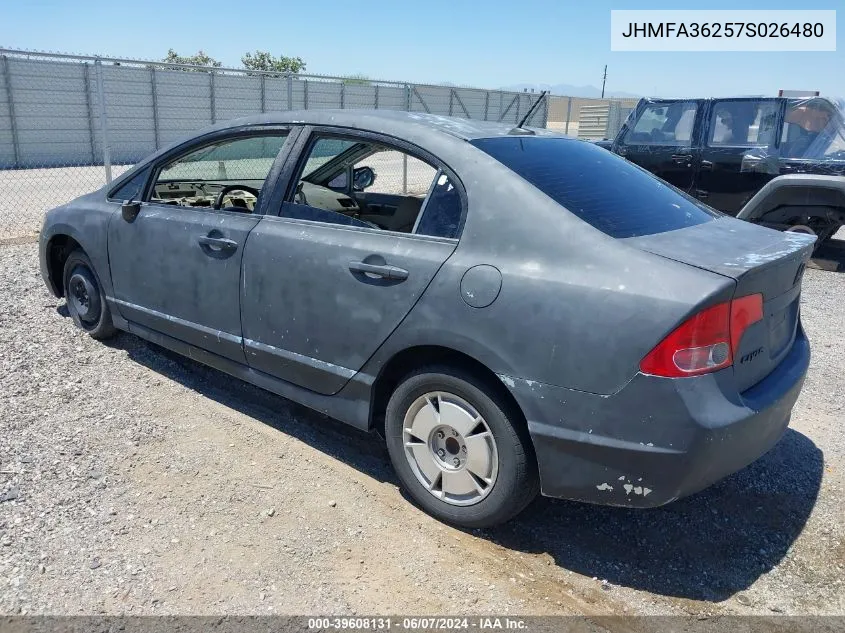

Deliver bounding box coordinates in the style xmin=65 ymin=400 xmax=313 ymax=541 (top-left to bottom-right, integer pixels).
xmin=542 ymin=92 xmax=550 ymax=128
xmin=374 ymin=83 xmax=379 ymax=109
xmin=303 ymin=78 xmax=308 ymax=110
xmin=340 ymin=81 xmax=345 ymax=109
xmin=402 ymin=153 xmax=408 ymax=194
xmin=150 ymin=67 xmax=160 ymax=149
xmin=286 ymin=73 xmax=293 ymax=110
xmin=403 ymin=83 xmax=410 ymax=192
xmin=483 ymin=91 xmax=489 ymax=121
xmin=1 ymin=55 xmax=21 ymax=168
xmin=260 ymin=74 xmax=266 ymax=113
xmin=93 ymin=58 xmax=112 ymax=184
xmin=564 ymin=96 xmax=572 ymax=135
xmin=83 ymin=63 xmax=96 ymax=164
xmin=448 ymin=89 xmax=453 ymax=116
xmin=210 ymin=71 xmax=216 ymax=123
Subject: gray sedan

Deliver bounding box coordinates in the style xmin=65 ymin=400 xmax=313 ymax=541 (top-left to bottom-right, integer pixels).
xmin=39 ymin=110 xmax=813 ymax=527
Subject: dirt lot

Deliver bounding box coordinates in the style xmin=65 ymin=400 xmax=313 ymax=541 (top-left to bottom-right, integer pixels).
xmin=1 ymin=240 xmax=844 ymax=617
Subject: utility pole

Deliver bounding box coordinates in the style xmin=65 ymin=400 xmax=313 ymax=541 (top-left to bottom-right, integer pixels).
xmin=601 ymin=65 xmax=608 ymax=99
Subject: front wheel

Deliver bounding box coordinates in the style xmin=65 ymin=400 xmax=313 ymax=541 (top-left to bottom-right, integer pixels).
xmin=385 ymin=366 xmax=538 ymax=528
xmin=62 ymin=250 xmax=117 ymax=340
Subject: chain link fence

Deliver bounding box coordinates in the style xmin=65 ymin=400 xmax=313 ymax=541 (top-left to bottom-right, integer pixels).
xmin=0 ymin=49 xmax=556 ymax=241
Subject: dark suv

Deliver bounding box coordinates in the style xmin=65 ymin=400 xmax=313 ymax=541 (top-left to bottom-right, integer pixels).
xmin=598 ymin=96 xmax=845 ymax=246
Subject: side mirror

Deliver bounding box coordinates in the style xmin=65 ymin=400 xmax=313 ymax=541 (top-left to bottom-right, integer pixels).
xmin=121 ymin=200 xmax=141 ymax=222
xmin=352 ymin=166 xmax=376 ymax=191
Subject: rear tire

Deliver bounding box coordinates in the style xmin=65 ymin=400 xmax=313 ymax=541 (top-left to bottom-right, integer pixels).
xmin=62 ymin=250 xmax=116 ymax=340
xmin=385 ymin=366 xmax=538 ymax=528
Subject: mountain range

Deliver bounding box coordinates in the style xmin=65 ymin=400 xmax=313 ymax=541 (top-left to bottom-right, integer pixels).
xmin=501 ymin=83 xmax=640 ymax=98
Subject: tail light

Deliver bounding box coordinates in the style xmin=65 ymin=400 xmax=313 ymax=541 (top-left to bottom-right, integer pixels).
xmin=640 ymin=294 xmax=763 ymax=378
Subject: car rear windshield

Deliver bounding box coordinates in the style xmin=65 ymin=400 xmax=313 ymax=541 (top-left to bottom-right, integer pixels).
xmin=470 ymin=137 xmax=719 ymax=238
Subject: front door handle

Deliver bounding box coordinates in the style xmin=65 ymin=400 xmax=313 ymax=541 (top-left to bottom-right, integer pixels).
xmin=198 ymin=235 xmax=238 ymax=251
xmin=349 ymin=261 xmax=409 ymax=281
xmin=671 ymin=153 xmax=692 ymax=165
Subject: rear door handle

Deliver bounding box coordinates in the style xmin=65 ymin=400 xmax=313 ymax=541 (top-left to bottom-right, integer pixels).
xmin=700 ymin=159 xmax=714 ymax=170
xmin=349 ymin=261 xmax=409 ymax=280
xmin=198 ymin=235 xmax=238 ymax=251
xmin=671 ymin=153 xmax=692 ymax=164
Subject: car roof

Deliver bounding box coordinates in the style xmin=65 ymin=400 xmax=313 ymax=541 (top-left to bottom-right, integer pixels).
xmin=208 ymin=109 xmax=566 ymax=142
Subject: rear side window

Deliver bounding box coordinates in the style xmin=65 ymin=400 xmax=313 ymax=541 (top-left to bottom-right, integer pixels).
xmin=471 ymin=137 xmax=719 ymax=239
xmin=415 ymin=171 xmax=462 ymax=239
xmin=708 ymin=99 xmax=779 ymax=147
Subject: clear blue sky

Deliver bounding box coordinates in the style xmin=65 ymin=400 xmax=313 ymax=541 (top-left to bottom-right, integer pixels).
xmin=1 ymin=0 xmax=842 ymax=97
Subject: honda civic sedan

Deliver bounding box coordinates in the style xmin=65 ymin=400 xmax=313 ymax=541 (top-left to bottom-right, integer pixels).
xmin=40 ymin=110 xmax=813 ymax=527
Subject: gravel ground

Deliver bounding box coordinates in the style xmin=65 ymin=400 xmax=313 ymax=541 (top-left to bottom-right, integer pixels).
xmin=0 ymin=240 xmax=843 ymax=617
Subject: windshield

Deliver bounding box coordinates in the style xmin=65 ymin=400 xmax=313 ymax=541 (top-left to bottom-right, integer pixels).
xmin=471 ymin=137 xmax=719 ymax=238
xmin=159 ymin=135 xmax=288 ymax=182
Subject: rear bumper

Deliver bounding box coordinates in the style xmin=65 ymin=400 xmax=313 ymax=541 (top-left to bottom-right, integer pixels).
xmin=507 ymin=327 xmax=810 ymax=507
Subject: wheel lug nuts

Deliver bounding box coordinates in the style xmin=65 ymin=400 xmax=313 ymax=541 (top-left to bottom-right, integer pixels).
xmin=436 ymin=431 xmax=444 ymax=439
xmin=461 ymin=446 xmax=467 ymax=453
xmin=437 ymin=449 xmax=446 ymax=458
xmin=453 ymin=458 xmax=460 ymax=467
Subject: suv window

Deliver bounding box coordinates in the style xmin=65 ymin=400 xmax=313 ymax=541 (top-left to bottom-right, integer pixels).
xmin=781 ymin=98 xmax=845 ymax=159
xmin=625 ymin=101 xmax=698 ymax=145
xmin=708 ymin=99 xmax=779 ymax=147
xmin=148 ymin=133 xmax=289 ymax=212
xmin=471 ymin=136 xmax=718 ymax=239
xmin=284 ymin=135 xmax=462 ymax=238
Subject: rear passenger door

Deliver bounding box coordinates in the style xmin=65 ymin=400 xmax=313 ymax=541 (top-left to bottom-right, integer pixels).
xmin=613 ymin=99 xmax=702 ymax=192
xmin=695 ymin=98 xmax=782 ymax=214
xmin=240 ymin=127 xmax=465 ymax=395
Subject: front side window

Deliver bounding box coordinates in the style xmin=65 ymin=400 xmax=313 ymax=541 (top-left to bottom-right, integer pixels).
xmin=471 ymin=136 xmax=718 ymax=239
xmin=149 ymin=132 xmax=289 ymax=213
xmin=625 ymin=101 xmax=698 ymax=146
xmin=708 ymin=99 xmax=779 ymax=147
xmin=284 ymin=135 xmax=462 ymax=238
xmin=108 ymin=167 xmax=150 ymax=201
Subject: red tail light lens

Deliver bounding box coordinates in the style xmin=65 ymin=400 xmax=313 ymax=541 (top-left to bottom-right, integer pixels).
xmin=640 ymin=294 xmax=763 ymax=378
xmin=729 ymin=294 xmax=764 ymax=355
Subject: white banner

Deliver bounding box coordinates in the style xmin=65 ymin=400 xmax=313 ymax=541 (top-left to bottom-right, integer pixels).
xmin=610 ymin=10 xmax=836 ymax=52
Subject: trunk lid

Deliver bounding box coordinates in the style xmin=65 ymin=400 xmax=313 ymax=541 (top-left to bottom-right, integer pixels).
xmin=624 ymin=217 xmax=815 ymax=391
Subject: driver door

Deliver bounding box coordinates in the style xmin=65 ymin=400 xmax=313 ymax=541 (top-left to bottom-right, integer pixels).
xmin=613 ymin=99 xmax=703 ymax=192
xmin=107 ymin=129 xmax=292 ymax=363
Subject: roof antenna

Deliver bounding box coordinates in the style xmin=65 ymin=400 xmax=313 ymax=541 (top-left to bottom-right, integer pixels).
xmin=511 ymin=90 xmax=548 ymax=134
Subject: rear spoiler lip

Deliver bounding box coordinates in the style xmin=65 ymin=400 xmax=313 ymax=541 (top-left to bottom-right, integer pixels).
xmin=621 ymin=218 xmax=815 ymax=282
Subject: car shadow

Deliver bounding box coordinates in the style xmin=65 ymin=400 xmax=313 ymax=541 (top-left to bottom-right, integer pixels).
xmin=813 ymin=236 xmax=845 ymax=271
xmin=484 ymin=427 xmax=822 ymax=601
xmin=97 ymin=331 xmax=822 ymax=603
